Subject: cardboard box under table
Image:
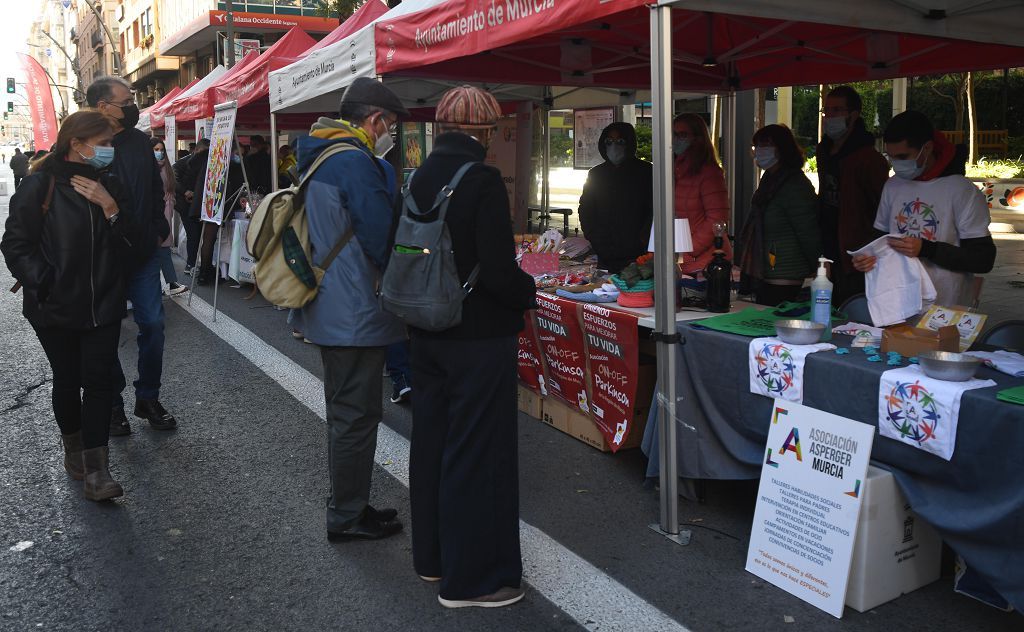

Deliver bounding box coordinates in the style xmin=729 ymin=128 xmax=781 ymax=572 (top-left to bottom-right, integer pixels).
xmin=536 ymin=364 xmax=655 ymax=452
xmin=845 ymin=465 xmax=942 ymax=612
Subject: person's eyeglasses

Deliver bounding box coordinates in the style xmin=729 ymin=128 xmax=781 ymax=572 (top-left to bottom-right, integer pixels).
xmin=105 ymin=99 xmax=136 ymax=108
xmin=604 ymin=138 xmax=627 ymax=146
xmin=821 ymin=107 xmax=849 ymax=116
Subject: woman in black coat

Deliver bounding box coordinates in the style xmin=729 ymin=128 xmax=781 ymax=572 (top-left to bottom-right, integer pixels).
xmin=1 ymin=110 xmax=139 ymax=501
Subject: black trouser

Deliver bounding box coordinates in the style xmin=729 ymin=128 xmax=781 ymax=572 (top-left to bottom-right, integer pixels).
xmin=410 ymin=336 xmax=522 ymax=600
xmin=199 ymin=221 xmax=219 ymax=276
xmin=33 ymin=323 xmax=121 ymax=449
xmin=321 ymin=345 xmax=388 ymax=531
xmin=182 ymin=213 xmax=203 ymax=268
xmin=754 ymin=281 xmax=803 ymax=307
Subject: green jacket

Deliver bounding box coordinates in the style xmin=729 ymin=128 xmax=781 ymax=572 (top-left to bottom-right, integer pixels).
xmin=760 ymin=172 xmax=820 ymax=280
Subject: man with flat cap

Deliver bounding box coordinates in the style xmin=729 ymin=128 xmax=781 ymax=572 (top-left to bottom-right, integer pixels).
xmin=296 ymin=77 xmax=409 ymax=541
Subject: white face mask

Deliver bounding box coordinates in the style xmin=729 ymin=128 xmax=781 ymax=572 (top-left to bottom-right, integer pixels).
xmin=823 ymin=116 xmax=848 ymax=140
xmin=754 ymin=147 xmax=778 ymax=170
xmin=373 ymin=117 xmax=395 ymax=158
xmin=891 ymin=145 xmax=926 ymax=180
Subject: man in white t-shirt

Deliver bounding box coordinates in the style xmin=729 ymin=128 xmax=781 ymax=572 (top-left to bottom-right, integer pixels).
xmin=852 ymin=110 xmax=996 ymax=308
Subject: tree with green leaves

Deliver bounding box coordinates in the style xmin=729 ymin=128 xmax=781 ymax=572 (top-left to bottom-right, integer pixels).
xmin=313 ymin=0 xmax=365 ymax=24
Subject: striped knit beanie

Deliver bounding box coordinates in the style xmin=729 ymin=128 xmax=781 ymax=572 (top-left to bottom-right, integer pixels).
xmin=435 ymin=85 xmax=501 ymax=129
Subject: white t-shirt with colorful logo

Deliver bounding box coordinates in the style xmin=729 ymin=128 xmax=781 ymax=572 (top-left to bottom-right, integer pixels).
xmin=874 ymin=174 xmax=991 ymax=307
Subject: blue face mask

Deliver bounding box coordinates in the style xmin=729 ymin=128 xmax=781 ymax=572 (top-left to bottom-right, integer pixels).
xmin=673 ymin=137 xmax=691 ymax=156
xmin=154 ymin=150 xmax=165 ymax=162
xmin=78 ymin=144 xmax=115 ymax=169
xmin=754 ymin=147 xmax=778 ymax=170
xmin=891 ymin=146 xmax=925 ymax=180
xmin=231 ymin=154 xmax=241 ymax=164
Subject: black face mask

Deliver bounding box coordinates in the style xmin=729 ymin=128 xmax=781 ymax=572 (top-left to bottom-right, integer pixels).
xmin=119 ymin=103 xmax=140 ymax=129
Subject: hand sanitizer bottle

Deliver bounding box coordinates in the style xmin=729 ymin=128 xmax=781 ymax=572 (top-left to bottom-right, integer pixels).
xmin=811 ymin=257 xmax=833 ymax=341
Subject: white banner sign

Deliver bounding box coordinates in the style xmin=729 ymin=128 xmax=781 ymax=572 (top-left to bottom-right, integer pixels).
xmin=199 ymin=105 xmax=238 ymax=225
xmin=164 ymin=116 xmax=177 ymax=165
xmin=745 ymin=400 xmax=875 ymax=618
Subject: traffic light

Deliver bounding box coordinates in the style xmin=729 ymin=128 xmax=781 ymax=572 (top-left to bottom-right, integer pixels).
xmin=2 ymin=112 xmax=7 ymax=120
xmin=5 ymin=78 xmax=14 ymax=94
xmin=6 ymin=102 xmax=12 ymax=113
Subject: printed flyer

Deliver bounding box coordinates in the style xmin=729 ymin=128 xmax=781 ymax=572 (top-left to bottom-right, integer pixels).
xmin=581 ymin=303 xmax=638 ymax=451
xmin=745 ymin=401 xmax=875 ymax=618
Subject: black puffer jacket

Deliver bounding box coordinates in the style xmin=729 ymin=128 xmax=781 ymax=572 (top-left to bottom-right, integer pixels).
xmin=404 ymin=132 xmax=537 ymax=340
xmin=1 ymin=157 xmax=139 ymax=329
xmin=577 ymin=123 xmax=653 ymax=273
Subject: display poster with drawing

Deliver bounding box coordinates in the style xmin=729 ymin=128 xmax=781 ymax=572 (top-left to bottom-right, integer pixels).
xmin=401 ymin=122 xmax=425 ymax=172
xmin=199 ymin=104 xmax=238 ymax=225
xmin=573 ymin=108 xmax=615 ymax=170
xmin=745 ymin=401 xmax=875 ymax=618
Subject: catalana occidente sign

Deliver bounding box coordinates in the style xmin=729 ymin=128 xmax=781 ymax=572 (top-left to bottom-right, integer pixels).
xmin=745 ymin=401 xmax=875 ymax=618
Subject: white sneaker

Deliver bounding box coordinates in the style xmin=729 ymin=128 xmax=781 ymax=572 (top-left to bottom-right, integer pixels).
xmin=166 ymin=283 xmax=188 ymax=296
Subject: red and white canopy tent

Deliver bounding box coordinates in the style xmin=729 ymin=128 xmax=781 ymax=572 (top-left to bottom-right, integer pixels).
xmin=270 ymin=0 xmax=1024 ymax=581
xmin=155 ymin=27 xmax=316 ymax=131
xmin=137 ymin=85 xmax=186 ymax=135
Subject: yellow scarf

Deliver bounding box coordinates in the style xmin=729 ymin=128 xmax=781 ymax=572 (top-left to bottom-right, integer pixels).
xmin=309 ymin=118 xmax=375 ymax=152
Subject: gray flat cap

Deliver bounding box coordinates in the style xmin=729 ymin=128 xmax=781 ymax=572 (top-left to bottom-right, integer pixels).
xmin=340 ymin=77 xmax=410 ymax=118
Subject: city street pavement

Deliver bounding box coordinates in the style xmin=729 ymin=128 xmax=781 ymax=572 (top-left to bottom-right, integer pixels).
xmin=1 ymin=163 xmax=1020 ymax=631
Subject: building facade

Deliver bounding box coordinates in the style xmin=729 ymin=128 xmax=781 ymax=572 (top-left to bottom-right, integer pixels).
xmin=121 ymin=0 xmax=180 ymax=106
xmin=74 ymin=0 xmax=122 ymax=106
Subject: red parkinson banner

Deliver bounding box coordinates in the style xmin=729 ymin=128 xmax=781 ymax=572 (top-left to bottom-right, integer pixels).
xmin=517 ymin=311 xmax=547 ymax=395
xmin=534 ymin=293 xmax=589 ymax=411
xmin=580 ymin=302 xmax=639 ymax=452
xmin=16 ymin=54 xmax=58 ymax=151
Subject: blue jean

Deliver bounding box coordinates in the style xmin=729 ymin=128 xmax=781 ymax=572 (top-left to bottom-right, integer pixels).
xmin=113 ymin=252 xmax=165 ymax=406
xmin=155 ymin=246 xmax=178 ymax=284
xmin=387 ymin=341 xmax=411 ymax=388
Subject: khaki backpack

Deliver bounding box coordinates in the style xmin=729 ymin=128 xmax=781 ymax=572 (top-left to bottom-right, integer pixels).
xmin=245 ymin=143 xmax=359 ymax=309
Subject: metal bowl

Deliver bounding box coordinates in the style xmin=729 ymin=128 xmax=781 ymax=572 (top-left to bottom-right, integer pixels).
xmin=774 ymin=319 xmax=825 ymax=345
xmin=918 ymin=350 xmax=982 ymax=382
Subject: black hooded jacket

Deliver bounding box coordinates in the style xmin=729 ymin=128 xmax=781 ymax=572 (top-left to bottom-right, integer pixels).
xmin=577 ymin=122 xmax=653 ymax=273
xmin=2 ymin=157 xmax=140 ymax=329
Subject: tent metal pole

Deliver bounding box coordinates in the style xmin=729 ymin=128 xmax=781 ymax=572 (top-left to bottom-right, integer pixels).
xmin=541 ymin=95 xmax=551 ymax=227
xmin=270 ymin=112 xmax=279 ymax=192
xmin=649 ymin=4 xmax=689 ymax=546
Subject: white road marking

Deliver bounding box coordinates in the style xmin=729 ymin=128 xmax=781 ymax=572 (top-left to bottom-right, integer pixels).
xmin=171 ymin=293 xmax=690 ymax=632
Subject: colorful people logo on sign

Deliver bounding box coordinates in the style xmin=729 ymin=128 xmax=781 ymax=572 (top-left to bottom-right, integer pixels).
xmin=884 ymin=380 xmax=942 ymax=445
xmin=895 ymin=197 xmax=939 ymax=241
xmin=754 ymin=342 xmax=796 ymax=396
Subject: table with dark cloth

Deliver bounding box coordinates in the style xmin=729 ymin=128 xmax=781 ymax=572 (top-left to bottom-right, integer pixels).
xmin=641 ymin=323 xmax=1024 ymax=612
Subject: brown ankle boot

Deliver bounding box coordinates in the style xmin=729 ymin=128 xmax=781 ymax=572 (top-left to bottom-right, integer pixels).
xmin=82 ymin=446 xmax=124 ymax=501
xmin=60 ymin=432 xmax=85 ymax=480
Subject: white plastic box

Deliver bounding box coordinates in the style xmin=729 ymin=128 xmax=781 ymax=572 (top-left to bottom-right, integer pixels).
xmin=845 ymin=465 xmax=942 ymax=612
